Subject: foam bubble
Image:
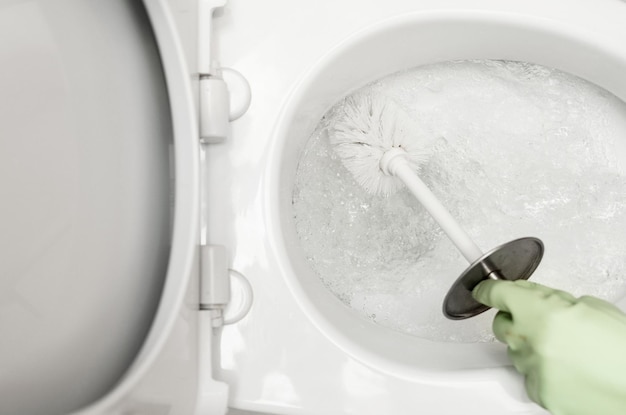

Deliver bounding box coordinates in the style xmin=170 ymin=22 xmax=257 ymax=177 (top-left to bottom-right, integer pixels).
xmin=292 ymin=60 xmax=626 ymax=343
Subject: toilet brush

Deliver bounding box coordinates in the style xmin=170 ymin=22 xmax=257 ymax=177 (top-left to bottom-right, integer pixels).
xmin=328 ymin=92 xmax=544 ymax=319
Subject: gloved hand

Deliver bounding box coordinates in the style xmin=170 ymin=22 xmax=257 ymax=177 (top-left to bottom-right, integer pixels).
xmin=473 ymin=279 xmax=626 ymax=415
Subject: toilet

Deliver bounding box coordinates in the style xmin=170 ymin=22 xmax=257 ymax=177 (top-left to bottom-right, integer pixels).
xmin=3 ymin=0 xmax=626 ymax=414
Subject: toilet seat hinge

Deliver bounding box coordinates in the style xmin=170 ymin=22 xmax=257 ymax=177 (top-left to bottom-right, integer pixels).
xmin=200 ymin=245 xmax=230 ymax=327
xmin=198 ymin=65 xmax=251 ymax=144
xmin=195 ymin=246 xmax=252 ymax=414
xmin=197 ymin=0 xmax=251 ymax=144
xmin=199 ymin=244 xmax=254 ymax=326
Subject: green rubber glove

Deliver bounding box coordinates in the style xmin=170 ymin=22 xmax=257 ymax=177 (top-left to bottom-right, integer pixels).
xmin=473 ymin=279 xmax=626 ymax=415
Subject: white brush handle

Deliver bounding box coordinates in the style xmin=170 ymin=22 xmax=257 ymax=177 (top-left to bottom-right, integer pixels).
xmin=390 ymin=159 xmax=483 ymax=263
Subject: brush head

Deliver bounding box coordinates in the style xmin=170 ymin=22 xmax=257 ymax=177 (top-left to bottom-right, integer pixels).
xmin=327 ymin=93 xmax=430 ymax=195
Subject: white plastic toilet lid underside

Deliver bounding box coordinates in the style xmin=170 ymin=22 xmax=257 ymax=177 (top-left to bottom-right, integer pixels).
xmin=0 ymin=1 xmax=174 ymax=414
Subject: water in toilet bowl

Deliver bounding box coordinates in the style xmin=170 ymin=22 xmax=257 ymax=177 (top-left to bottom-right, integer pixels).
xmin=292 ymin=60 xmax=626 ymax=343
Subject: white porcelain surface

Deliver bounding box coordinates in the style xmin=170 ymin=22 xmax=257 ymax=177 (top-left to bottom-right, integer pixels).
xmin=211 ymin=0 xmax=626 ymax=414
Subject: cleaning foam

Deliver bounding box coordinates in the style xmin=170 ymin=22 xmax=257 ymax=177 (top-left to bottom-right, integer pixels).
xmin=292 ymin=60 xmax=626 ymax=343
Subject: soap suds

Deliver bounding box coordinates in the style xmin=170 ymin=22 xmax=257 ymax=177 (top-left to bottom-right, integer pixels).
xmin=292 ymin=60 xmax=626 ymax=342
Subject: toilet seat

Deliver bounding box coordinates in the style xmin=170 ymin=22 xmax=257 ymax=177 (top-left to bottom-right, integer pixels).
xmin=3 ymin=0 xmax=626 ymax=414
xmin=0 ymin=1 xmax=200 ymax=414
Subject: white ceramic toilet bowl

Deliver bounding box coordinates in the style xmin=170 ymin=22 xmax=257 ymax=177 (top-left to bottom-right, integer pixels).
xmin=3 ymin=0 xmax=626 ymax=414
xmin=214 ymin=0 xmax=626 ymax=414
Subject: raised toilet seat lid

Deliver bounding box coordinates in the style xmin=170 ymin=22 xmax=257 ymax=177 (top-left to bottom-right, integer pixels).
xmin=0 ymin=1 xmax=198 ymax=414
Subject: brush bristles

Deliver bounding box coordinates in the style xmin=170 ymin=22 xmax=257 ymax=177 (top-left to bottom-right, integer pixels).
xmin=328 ymin=93 xmax=430 ymax=195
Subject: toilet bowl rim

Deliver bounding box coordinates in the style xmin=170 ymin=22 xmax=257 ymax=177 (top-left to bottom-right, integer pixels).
xmin=265 ymin=6 xmax=626 ymax=382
